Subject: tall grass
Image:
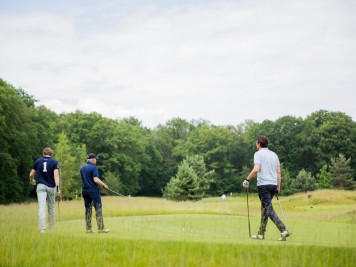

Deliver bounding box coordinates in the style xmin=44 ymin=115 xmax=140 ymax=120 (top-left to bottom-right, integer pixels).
xmin=0 ymin=190 xmax=355 ymax=266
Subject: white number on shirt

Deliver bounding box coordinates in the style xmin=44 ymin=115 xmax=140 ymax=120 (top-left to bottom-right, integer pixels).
xmin=43 ymin=162 xmax=48 ymax=172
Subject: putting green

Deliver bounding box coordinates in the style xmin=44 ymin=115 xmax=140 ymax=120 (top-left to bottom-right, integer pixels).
xmin=55 ymin=214 xmax=356 ymax=247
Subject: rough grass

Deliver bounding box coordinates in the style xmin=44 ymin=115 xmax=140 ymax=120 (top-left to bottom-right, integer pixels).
xmin=0 ymin=190 xmax=355 ymax=267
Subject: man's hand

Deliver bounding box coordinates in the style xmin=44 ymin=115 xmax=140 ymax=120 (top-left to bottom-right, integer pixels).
xmin=242 ymin=179 xmax=249 ymax=188
xmin=30 ymin=179 xmax=36 ymax=185
xmin=275 ymin=189 xmax=280 ymax=197
xmin=56 ymin=186 xmax=60 ymax=196
xmin=103 ymin=184 xmax=109 ymax=190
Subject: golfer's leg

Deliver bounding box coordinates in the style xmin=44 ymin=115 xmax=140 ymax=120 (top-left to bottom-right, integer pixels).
xmin=267 ymin=185 xmax=286 ymax=232
xmin=268 ymin=205 xmax=286 ymax=232
xmin=85 ymin=203 xmax=93 ymax=231
xmin=258 ymin=206 xmax=268 ymax=235
xmin=93 ymin=193 xmax=104 ymax=230
xmin=36 ymin=184 xmax=47 ymax=231
xmin=257 ymin=186 xmax=270 ymax=235
xmin=83 ymin=192 xmax=93 ymax=231
xmin=47 ymin=186 xmax=56 ymax=231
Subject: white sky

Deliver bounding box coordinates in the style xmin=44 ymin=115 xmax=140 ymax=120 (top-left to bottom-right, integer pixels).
xmin=0 ymin=0 xmax=355 ymax=128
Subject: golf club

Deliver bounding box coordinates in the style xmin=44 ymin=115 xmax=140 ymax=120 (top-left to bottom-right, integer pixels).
xmin=276 ymin=194 xmax=289 ymax=230
xmin=57 ymin=184 xmax=61 ymax=220
xmin=246 ymin=188 xmax=251 ymax=237
xmin=57 ymin=196 xmax=61 ymax=220
xmin=108 ymin=188 xmax=128 ymax=197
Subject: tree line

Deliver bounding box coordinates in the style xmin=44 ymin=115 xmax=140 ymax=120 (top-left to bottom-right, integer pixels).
xmin=1 ymin=78 xmax=355 ymax=203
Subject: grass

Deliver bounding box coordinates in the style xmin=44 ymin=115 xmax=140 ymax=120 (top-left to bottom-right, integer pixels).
xmin=0 ymin=189 xmax=355 ymax=266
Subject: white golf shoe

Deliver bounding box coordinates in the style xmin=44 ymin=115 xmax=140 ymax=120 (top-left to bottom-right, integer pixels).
xmin=98 ymin=229 xmax=110 ymax=233
xmin=278 ymin=230 xmax=291 ymax=241
xmin=251 ymin=234 xmax=264 ymax=240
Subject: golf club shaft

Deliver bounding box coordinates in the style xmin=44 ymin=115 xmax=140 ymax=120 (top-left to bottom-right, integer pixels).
xmin=57 ymin=180 xmax=61 ymax=219
xmin=276 ymin=195 xmax=289 ymax=230
xmin=57 ymin=196 xmax=61 ymax=219
xmin=108 ymin=188 xmax=126 ymax=197
xmin=246 ymin=188 xmax=251 ymax=237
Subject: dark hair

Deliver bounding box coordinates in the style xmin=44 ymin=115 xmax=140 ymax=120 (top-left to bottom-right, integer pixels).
xmin=257 ymin=136 xmax=269 ymax=148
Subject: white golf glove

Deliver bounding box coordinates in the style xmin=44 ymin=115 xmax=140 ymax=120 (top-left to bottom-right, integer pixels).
xmin=242 ymin=179 xmax=249 ymax=188
xmin=30 ymin=179 xmax=36 ymax=185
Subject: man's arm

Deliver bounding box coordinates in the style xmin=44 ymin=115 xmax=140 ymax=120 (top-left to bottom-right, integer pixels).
xmin=93 ymin=177 xmax=109 ymax=190
xmin=29 ymin=169 xmax=36 ymax=184
xmin=246 ymin=164 xmax=260 ymax=181
xmin=54 ymin=169 xmax=60 ymax=195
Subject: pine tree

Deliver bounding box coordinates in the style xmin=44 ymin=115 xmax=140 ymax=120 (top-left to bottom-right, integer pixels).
xmin=281 ymin=166 xmax=297 ymax=195
xmin=316 ymin=165 xmax=332 ymax=189
xmin=293 ymin=169 xmax=316 ymax=192
xmin=163 ymin=155 xmax=211 ymax=201
xmin=329 ymin=154 xmax=355 ymax=190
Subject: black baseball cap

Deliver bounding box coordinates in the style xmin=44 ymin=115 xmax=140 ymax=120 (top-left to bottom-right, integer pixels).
xmin=87 ymin=153 xmax=99 ymax=159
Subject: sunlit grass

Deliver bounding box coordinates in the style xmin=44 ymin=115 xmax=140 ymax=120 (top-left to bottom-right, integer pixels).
xmin=0 ymin=190 xmax=355 ymax=266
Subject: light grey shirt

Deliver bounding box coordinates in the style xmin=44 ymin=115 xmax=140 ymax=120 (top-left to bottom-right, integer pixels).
xmin=254 ymin=148 xmax=280 ymax=186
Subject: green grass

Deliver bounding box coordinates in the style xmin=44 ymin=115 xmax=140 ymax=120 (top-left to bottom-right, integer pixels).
xmin=0 ymin=190 xmax=355 ymax=266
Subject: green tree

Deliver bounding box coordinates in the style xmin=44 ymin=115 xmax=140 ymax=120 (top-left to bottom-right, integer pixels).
xmin=228 ymin=123 xmax=252 ymax=173
xmin=329 ymin=154 xmax=355 ymax=190
xmin=0 ymin=153 xmax=20 ymax=203
xmin=280 ymin=165 xmax=296 ymax=196
xmin=33 ymin=105 xmax=59 ymax=149
xmin=103 ymin=171 xmax=122 ymax=195
xmin=55 ymin=133 xmax=87 ymax=199
xmin=58 ymin=113 xmax=150 ymax=195
xmin=164 ymin=161 xmax=200 ymax=201
xmin=293 ymin=169 xmax=316 ymax=193
xmin=163 ymin=155 xmax=211 ymax=201
xmin=154 ymin=118 xmax=194 ymax=190
xmin=138 ymin=134 xmax=165 ymax=196
xmin=15 ymin=87 xmax=36 ymax=107
xmin=316 ymin=165 xmax=332 ymax=189
xmin=110 ymin=118 xmax=150 ymax=195
xmin=301 ymin=110 xmax=356 ymax=175
xmin=244 ymin=116 xmax=305 ymax=177
xmin=0 ymin=79 xmax=38 ymax=203
xmin=174 ymin=124 xmax=236 ymax=195
xmin=271 ymin=116 xmax=305 ymax=177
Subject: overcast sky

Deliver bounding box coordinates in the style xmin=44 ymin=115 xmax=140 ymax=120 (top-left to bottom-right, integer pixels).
xmin=0 ymin=0 xmax=355 ymax=128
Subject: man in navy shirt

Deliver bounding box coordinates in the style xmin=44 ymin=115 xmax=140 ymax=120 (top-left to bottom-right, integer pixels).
xmin=80 ymin=153 xmax=110 ymax=233
xmin=29 ymin=147 xmax=60 ymax=233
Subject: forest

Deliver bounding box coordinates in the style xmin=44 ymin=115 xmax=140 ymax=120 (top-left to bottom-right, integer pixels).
xmin=1 ymin=78 xmax=355 ymax=204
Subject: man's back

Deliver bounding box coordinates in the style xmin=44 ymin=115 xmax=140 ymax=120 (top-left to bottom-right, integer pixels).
xmin=254 ymin=148 xmax=279 ymax=186
xmin=80 ymin=162 xmax=99 ymax=190
xmin=33 ymin=157 xmax=59 ymax=187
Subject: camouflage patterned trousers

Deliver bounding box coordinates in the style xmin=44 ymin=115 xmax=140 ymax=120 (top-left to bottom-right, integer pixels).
xmin=257 ymin=185 xmax=286 ymax=236
xmin=83 ymin=189 xmax=105 ymax=231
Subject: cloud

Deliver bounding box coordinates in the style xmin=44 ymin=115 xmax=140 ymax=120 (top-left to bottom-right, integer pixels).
xmin=0 ymin=0 xmax=355 ymax=127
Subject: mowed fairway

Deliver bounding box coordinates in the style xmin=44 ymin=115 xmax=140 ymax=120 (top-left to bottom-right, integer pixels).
xmin=0 ymin=190 xmax=355 ymax=266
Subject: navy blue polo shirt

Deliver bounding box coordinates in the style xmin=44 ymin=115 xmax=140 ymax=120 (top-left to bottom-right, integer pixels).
xmin=32 ymin=156 xmax=59 ymax=187
xmin=80 ymin=162 xmax=99 ymax=190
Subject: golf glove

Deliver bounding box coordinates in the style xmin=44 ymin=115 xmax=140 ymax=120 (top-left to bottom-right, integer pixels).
xmin=30 ymin=179 xmax=36 ymax=186
xmin=242 ymin=179 xmax=249 ymax=188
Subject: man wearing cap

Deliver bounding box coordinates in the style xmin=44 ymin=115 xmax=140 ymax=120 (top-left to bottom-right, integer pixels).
xmin=80 ymin=153 xmax=110 ymax=233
